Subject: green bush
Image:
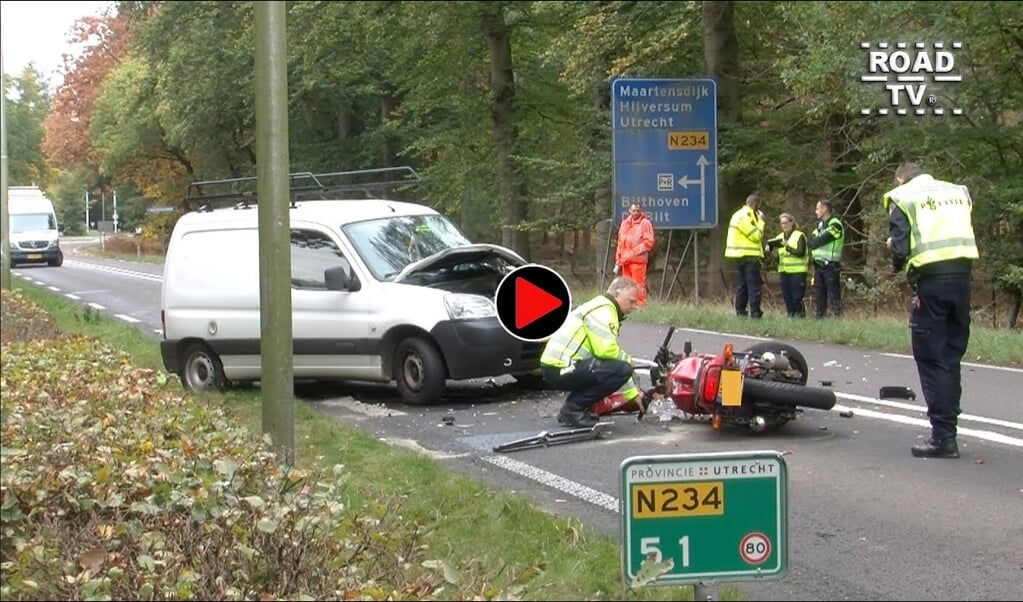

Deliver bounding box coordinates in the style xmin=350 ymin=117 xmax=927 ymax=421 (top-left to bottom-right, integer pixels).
xmin=0 ymin=333 xmax=488 ymax=600
xmin=0 ymin=290 xmax=62 ymax=345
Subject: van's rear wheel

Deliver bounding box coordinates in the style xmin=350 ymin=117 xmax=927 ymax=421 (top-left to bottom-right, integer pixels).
xmin=394 ymin=337 xmax=446 ymax=405
xmin=179 ymin=342 xmax=226 ymax=391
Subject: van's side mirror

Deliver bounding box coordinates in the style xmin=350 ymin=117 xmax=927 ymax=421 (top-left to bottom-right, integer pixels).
xmin=58 ymin=224 xmax=66 ymax=234
xmin=324 ymin=265 xmax=360 ymax=292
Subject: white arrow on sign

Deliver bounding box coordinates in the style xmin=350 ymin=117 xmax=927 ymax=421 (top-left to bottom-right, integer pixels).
xmin=677 ymin=155 xmax=711 ymax=222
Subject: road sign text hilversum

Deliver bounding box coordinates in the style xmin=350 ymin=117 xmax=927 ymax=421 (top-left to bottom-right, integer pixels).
xmin=611 ymin=78 xmax=718 ymax=229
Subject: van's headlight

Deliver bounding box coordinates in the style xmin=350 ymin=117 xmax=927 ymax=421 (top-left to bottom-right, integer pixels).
xmin=444 ymin=294 xmax=496 ymax=319
xmin=46 ymin=241 xmax=58 ymax=249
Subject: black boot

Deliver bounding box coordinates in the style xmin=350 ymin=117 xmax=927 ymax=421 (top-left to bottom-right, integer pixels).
xmin=557 ymin=407 xmax=598 ymax=428
xmin=911 ymin=437 xmax=959 ymax=459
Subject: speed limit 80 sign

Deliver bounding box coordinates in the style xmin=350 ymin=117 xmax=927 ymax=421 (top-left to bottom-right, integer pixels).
xmin=619 ymin=451 xmax=788 ymax=587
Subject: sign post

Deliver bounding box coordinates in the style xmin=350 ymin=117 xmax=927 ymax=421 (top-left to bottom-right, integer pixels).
xmin=611 ymin=78 xmax=719 ymax=229
xmin=620 ymin=451 xmax=788 ymax=589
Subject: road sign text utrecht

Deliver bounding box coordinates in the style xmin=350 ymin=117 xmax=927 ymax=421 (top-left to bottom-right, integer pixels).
xmin=620 ymin=451 xmax=788 ymax=587
xmin=611 ymin=78 xmax=718 ymax=229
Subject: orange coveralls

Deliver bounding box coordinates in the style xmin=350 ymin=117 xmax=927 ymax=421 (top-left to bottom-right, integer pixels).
xmin=615 ymin=211 xmax=655 ymax=305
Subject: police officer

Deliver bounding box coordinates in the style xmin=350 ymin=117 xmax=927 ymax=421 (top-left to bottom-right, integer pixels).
xmin=724 ymin=194 xmax=766 ymax=318
xmin=540 ymin=277 xmax=642 ymax=427
xmin=884 ymin=162 xmax=979 ymax=459
xmin=808 ymin=199 xmax=845 ymax=318
xmin=765 ymin=213 xmax=809 ymax=317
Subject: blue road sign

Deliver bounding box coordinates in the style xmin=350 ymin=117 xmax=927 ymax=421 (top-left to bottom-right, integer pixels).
xmin=611 ymin=78 xmax=718 ymax=229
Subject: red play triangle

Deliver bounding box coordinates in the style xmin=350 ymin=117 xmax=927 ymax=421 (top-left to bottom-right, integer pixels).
xmin=515 ymin=276 xmax=563 ymax=329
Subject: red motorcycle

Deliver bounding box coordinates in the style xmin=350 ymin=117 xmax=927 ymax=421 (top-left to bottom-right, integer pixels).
xmin=591 ymin=327 xmax=837 ymax=432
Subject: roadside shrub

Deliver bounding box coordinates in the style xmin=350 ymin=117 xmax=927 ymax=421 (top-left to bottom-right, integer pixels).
xmin=0 ymin=290 xmax=62 ymax=345
xmin=0 ymin=334 xmax=476 ymax=600
xmin=100 ymin=234 xmax=167 ymax=257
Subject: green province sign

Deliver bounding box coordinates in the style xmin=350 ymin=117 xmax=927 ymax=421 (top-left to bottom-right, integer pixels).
xmin=620 ymin=451 xmax=788 ymax=587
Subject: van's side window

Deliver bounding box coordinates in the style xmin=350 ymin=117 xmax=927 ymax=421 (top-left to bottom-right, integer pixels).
xmin=291 ymin=229 xmax=349 ymax=289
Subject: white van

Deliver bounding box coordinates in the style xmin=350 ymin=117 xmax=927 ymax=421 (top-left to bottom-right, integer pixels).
xmin=159 ymin=168 xmax=544 ymax=405
xmin=8 ymin=186 xmax=63 ymax=267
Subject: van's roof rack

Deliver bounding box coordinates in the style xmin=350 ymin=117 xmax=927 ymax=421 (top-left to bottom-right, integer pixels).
xmin=185 ymin=166 xmax=422 ymax=212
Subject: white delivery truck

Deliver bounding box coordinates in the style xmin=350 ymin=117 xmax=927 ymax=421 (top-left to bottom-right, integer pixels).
xmin=7 ymin=186 xmax=63 ymax=267
xmin=159 ymin=167 xmax=545 ymax=405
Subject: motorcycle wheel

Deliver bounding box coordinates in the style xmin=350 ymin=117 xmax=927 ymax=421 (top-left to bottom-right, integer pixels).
xmin=743 ymin=379 xmax=837 ymax=411
xmin=742 ymin=341 xmax=810 ymax=385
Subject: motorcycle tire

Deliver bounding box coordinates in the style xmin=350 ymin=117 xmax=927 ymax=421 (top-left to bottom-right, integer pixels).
xmin=742 ymin=341 xmax=810 ymax=385
xmin=742 ymin=378 xmax=837 ymax=411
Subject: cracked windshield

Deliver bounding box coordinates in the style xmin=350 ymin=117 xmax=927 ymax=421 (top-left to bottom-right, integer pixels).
xmin=344 ymin=214 xmax=472 ymax=281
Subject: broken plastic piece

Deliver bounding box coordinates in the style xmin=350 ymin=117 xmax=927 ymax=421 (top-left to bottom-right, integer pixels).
xmin=492 ymin=423 xmax=612 ymax=453
xmin=878 ymin=386 xmax=916 ymax=400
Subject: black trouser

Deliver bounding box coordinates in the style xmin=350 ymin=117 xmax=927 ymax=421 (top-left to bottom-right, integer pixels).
xmin=910 ymin=274 xmax=971 ymax=440
xmin=813 ymin=261 xmax=842 ymax=317
xmin=733 ymin=258 xmax=763 ymax=318
xmin=541 ymin=357 xmax=633 ymax=412
xmin=779 ymin=272 xmax=807 ymax=317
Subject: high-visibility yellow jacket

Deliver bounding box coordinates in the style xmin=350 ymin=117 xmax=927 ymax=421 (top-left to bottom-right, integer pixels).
xmin=882 ymin=174 xmax=979 ymax=270
xmin=810 ymin=216 xmax=844 ymax=264
xmin=767 ymin=230 xmax=809 ymax=273
xmin=540 ymin=293 xmax=639 ymax=399
xmin=725 ymin=206 xmax=765 ymax=259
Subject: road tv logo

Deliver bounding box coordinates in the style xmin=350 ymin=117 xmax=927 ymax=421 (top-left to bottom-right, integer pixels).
xmin=860 ymin=42 xmax=962 ymax=116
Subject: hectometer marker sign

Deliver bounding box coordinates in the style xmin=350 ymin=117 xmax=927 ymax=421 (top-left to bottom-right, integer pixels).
xmin=620 ymin=451 xmax=788 ymax=587
xmin=611 ymin=78 xmax=718 ymax=229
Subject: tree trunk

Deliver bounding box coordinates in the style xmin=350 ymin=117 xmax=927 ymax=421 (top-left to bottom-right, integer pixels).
xmin=483 ymin=5 xmax=530 ymax=259
xmin=380 ymin=90 xmax=400 ymax=168
xmin=1008 ymin=285 xmax=1022 ymax=330
xmin=703 ymin=0 xmax=741 ymax=299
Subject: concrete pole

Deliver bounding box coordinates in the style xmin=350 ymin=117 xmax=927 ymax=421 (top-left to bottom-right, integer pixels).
xmin=255 ymin=0 xmax=295 ymax=467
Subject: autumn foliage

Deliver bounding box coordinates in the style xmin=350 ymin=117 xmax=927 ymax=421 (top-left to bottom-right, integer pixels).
xmin=0 ymin=292 xmax=516 ymax=601
xmin=42 ymin=13 xmax=134 ymax=169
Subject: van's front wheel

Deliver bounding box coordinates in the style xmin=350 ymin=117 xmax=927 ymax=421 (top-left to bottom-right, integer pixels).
xmin=179 ymin=342 xmax=226 ymax=391
xmin=394 ymin=337 xmax=446 ymax=405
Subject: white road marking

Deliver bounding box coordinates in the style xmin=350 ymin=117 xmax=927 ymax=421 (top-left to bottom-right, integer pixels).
xmin=880 ymin=352 xmax=1023 ymax=374
xmin=48 ymin=286 xmax=60 ymax=292
xmin=115 ymin=314 xmax=140 ymax=323
xmin=677 ymin=327 xmax=769 ymax=342
xmin=832 ymin=403 xmax=1023 ymax=448
xmin=482 ymin=454 xmax=621 ymax=513
xmin=63 ymin=259 xmax=163 ymax=283
xmin=88 ymin=302 xmax=105 ymax=310
xmin=835 ymin=392 xmax=1023 ymax=431
xmin=65 ymin=293 xmax=81 ymax=300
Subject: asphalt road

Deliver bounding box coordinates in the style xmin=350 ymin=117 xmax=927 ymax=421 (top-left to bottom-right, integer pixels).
xmin=11 ymin=240 xmax=1023 ymax=601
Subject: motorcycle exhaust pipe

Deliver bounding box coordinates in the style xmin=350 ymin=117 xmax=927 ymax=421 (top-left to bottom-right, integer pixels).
xmin=749 ymin=415 xmax=769 ymax=433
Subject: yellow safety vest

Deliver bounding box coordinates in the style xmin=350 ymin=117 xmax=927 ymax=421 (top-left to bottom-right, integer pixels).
xmin=810 ymin=216 xmax=844 ymax=263
xmin=539 ymin=294 xmax=638 ymax=400
xmin=882 ymin=174 xmax=979 ymax=270
xmin=768 ymin=230 xmax=809 ymax=274
xmin=725 ymin=206 xmax=765 ymax=259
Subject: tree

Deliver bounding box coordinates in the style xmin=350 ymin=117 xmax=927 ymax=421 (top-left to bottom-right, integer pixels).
xmin=3 ymin=67 xmax=52 ymax=188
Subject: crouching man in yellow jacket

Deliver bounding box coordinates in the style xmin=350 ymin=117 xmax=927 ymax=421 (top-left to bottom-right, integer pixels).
xmin=539 ymin=277 xmax=642 ymax=427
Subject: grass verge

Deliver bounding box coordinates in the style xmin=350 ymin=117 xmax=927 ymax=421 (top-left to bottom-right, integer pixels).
xmin=5 ymin=278 xmax=721 ymax=600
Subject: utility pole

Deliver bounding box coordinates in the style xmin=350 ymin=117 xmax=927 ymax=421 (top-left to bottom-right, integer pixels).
xmin=85 ymin=188 xmax=90 ymax=232
xmin=255 ymin=0 xmax=295 ymax=466
xmin=1 ymin=46 xmax=10 ymax=290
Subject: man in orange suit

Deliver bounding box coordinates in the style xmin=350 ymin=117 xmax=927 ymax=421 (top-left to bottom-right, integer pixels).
xmin=614 ymin=203 xmax=655 ymax=306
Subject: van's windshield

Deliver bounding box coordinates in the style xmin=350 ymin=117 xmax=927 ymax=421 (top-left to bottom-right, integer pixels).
xmin=343 ymin=214 xmax=473 ymax=281
xmin=11 ymin=213 xmax=57 ymax=232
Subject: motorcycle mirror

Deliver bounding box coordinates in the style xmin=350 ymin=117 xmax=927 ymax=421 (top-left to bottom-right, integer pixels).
xmin=683 ymin=340 xmax=693 ymax=356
